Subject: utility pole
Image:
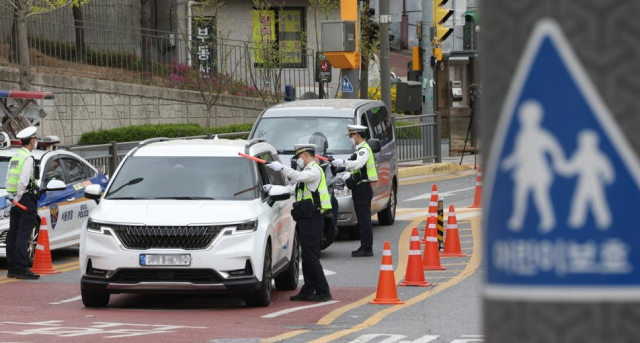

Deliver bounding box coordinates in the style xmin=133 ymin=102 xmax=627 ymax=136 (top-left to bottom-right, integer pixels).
xmin=379 ymin=0 xmax=391 ymax=110
xmin=483 ymin=0 xmax=640 ymax=342
xmin=420 ymin=0 xmax=434 ymax=116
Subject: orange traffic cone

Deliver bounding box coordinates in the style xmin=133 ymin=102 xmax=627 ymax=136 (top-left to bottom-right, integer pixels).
xmin=30 ymin=217 xmax=60 ymax=275
xmin=422 ymin=184 xmax=439 ymax=232
xmin=470 ymin=166 xmax=482 ymax=208
xmin=399 ymin=228 xmax=431 ymax=287
xmin=441 ymin=205 xmax=467 ymax=257
xmin=370 ymin=241 xmax=404 ymax=304
xmin=422 ymin=216 xmax=446 ymax=270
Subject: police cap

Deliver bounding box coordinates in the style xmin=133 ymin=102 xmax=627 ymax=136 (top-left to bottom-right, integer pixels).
xmin=294 ymin=143 xmax=317 ymax=156
xmin=347 ymin=124 xmax=367 ymax=135
xmin=16 ymin=126 xmax=37 ymax=140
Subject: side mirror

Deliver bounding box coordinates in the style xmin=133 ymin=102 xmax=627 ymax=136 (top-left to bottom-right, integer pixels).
xmin=43 ymin=179 xmax=66 ymax=192
xmin=367 ymin=139 xmax=381 ymax=153
xmin=268 ymin=185 xmax=292 ymax=204
xmin=84 ymin=184 xmax=102 ymax=204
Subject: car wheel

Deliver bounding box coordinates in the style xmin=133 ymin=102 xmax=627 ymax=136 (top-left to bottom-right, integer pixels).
xmin=377 ymin=182 xmax=397 ymax=225
xmin=274 ymin=233 xmax=299 ymax=290
xmin=245 ymin=243 xmax=272 ymax=307
xmin=81 ymin=288 xmax=110 ymax=308
xmin=27 ymin=221 xmax=40 ymax=267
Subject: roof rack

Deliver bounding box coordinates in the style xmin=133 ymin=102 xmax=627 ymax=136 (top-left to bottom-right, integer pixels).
xmin=139 ymin=137 xmax=171 ymax=147
xmin=244 ymin=138 xmax=266 ymax=154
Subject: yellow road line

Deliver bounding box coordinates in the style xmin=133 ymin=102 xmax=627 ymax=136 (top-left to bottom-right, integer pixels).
xmin=264 ymin=214 xmax=483 ymax=343
xmin=0 ymin=260 xmax=79 ymax=284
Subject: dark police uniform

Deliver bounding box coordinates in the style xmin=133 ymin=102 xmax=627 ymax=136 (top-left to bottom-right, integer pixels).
xmin=5 ymin=126 xmax=40 ymax=279
xmin=333 ymin=125 xmax=378 ymax=257
xmin=267 ymin=144 xmax=332 ymax=302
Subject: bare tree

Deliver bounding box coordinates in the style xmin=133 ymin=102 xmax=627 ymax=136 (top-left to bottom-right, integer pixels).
xmin=308 ymin=0 xmax=339 ymax=98
xmin=0 ymin=0 xmax=90 ymax=90
xmin=72 ymin=3 xmax=86 ymax=61
xmin=140 ymin=0 xmax=153 ymax=74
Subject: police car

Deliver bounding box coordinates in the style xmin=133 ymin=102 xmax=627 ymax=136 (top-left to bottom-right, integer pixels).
xmin=0 ymin=133 xmax=109 ymax=266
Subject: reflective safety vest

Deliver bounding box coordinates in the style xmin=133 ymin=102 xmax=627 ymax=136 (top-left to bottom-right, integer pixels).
xmin=296 ymin=162 xmax=332 ymax=213
xmin=351 ymin=142 xmax=378 ymax=184
xmin=6 ymin=148 xmax=35 ymax=194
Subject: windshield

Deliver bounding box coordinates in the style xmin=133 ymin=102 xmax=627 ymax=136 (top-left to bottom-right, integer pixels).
xmin=0 ymin=157 xmax=10 ymax=188
xmin=105 ymin=156 xmax=258 ymax=200
xmin=252 ymin=117 xmax=355 ymax=155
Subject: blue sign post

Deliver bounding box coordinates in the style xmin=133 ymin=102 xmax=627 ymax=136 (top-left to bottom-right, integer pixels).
xmin=485 ymin=20 xmax=640 ymax=301
xmin=342 ymin=75 xmax=354 ymax=93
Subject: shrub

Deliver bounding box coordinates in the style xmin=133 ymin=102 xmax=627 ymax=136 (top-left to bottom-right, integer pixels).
xmin=395 ymin=120 xmax=421 ymax=140
xmin=77 ymin=123 xmax=253 ymax=145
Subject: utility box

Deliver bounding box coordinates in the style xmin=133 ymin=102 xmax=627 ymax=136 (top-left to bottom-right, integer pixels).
xmin=321 ymin=21 xmax=356 ymax=52
xmin=396 ymin=81 xmax=422 ymax=112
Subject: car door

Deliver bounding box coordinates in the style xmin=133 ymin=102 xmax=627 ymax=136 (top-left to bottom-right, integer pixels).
xmin=360 ymin=106 xmax=392 ymax=211
xmin=38 ymin=156 xmax=77 ymax=247
xmin=59 ymin=157 xmax=97 ymax=231
xmin=256 ymin=152 xmax=292 ymax=266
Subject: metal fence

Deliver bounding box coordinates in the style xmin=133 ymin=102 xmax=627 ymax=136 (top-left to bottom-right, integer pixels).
xmin=0 ymin=14 xmax=322 ymax=100
xmin=63 ymin=117 xmax=437 ymax=177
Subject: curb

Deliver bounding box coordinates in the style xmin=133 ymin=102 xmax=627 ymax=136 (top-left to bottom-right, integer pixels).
xmin=398 ymin=163 xmax=473 ymax=179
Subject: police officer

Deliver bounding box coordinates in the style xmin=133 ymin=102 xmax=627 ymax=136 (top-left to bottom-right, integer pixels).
xmin=266 ymin=144 xmax=332 ymax=302
xmin=330 ymin=125 xmax=378 ymax=257
xmin=5 ymin=126 xmax=40 ymax=279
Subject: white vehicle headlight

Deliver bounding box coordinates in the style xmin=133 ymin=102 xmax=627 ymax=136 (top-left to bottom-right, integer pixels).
xmin=86 ymin=218 xmax=112 ymax=234
xmin=333 ymin=185 xmax=352 ymax=197
xmin=232 ymin=220 xmax=258 ymax=234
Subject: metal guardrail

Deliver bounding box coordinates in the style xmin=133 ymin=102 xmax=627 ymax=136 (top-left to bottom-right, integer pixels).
xmin=0 ymin=14 xmax=321 ymax=100
xmin=62 ymin=117 xmax=437 ymax=177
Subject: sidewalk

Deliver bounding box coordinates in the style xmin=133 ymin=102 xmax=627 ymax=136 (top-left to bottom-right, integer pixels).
xmin=398 ymin=139 xmax=481 ymax=179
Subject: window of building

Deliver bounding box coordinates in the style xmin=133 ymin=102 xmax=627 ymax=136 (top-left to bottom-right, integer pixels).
xmin=252 ymin=7 xmax=307 ymax=68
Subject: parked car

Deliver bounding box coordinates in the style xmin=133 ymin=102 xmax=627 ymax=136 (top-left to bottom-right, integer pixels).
xmin=249 ymin=99 xmax=398 ymax=239
xmin=79 ymin=137 xmax=299 ymax=308
xmin=0 ymin=134 xmax=109 ymax=266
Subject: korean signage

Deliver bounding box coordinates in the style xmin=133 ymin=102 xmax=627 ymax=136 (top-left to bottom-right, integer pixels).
xmin=315 ymin=52 xmax=332 ymax=83
xmin=252 ymin=8 xmax=306 ymax=68
xmin=252 ymin=10 xmax=276 ymax=65
xmin=192 ymin=16 xmax=217 ymax=75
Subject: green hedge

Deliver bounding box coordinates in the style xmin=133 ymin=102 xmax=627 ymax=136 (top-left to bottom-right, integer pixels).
xmin=77 ymin=123 xmax=253 ymax=145
xmin=395 ymin=121 xmax=421 ymax=140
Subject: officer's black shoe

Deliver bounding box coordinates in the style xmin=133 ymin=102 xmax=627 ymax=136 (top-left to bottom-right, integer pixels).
xmin=290 ymin=293 xmax=313 ymax=301
xmin=16 ymin=271 xmax=40 ymax=280
xmin=306 ymin=293 xmax=332 ymax=302
xmin=352 ymin=249 xmax=374 ymax=257
xmin=6 ymin=272 xmax=15 ymax=278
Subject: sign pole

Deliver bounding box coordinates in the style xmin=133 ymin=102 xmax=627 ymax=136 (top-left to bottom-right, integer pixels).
xmin=483 ymin=1 xmax=640 ymax=341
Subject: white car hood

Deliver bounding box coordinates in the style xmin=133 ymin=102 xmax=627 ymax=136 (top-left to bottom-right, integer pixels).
xmin=90 ymin=199 xmax=266 ymax=226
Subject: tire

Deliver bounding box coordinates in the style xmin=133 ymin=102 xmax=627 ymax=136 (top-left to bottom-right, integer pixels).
xmin=27 ymin=221 xmax=40 ymax=268
xmin=274 ymin=233 xmax=299 ymax=290
xmin=347 ymin=225 xmax=360 ymax=240
xmin=245 ymin=243 xmax=272 ymax=307
xmin=81 ymin=288 xmax=110 ymax=308
xmin=377 ymin=182 xmax=397 ymax=225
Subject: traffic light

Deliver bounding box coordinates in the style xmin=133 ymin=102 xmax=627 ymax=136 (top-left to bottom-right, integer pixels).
xmin=432 ymin=0 xmax=453 ymax=45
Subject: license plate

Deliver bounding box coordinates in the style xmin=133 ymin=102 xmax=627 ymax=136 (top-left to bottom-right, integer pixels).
xmin=139 ymin=254 xmax=191 ymax=266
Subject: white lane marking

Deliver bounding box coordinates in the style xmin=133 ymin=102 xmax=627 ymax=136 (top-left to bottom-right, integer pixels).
xmin=403 ymin=187 xmax=476 ymax=202
xmin=49 ymin=295 xmax=82 ymax=305
xmin=261 ymin=300 xmax=339 ymax=318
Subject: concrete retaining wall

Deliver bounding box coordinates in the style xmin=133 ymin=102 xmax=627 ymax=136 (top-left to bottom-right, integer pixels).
xmin=0 ymin=68 xmax=270 ymax=145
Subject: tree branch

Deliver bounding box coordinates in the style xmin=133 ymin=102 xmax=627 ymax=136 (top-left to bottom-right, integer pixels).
xmin=0 ymin=0 xmax=18 ymax=12
xmin=26 ymin=0 xmax=73 ymax=18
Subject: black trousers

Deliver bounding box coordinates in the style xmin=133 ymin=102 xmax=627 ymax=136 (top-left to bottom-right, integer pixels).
xmin=353 ymin=182 xmax=373 ymax=251
xmin=6 ymin=193 xmax=37 ymax=274
xmin=296 ymin=211 xmax=330 ymax=296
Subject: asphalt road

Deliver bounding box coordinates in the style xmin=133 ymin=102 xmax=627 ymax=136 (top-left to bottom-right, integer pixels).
xmin=0 ymin=171 xmax=483 ymax=343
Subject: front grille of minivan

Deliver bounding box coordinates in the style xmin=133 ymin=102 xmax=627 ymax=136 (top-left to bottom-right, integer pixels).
xmin=111 ymin=269 xmax=221 ymax=283
xmin=112 ymin=225 xmax=223 ymax=250
xmin=0 ymin=231 xmax=6 ymax=246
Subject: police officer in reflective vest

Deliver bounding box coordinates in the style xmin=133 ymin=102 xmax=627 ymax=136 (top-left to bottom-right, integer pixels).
xmin=266 ymin=144 xmax=332 ymax=302
xmin=331 ymin=125 xmax=378 ymax=257
xmin=5 ymin=127 xmax=40 ymax=279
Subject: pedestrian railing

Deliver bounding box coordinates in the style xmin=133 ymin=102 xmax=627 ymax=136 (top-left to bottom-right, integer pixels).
xmin=394 ymin=114 xmax=438 ymax=163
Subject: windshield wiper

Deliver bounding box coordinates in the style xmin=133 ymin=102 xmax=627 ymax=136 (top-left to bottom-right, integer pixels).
xmin=234 ymin=186 xmax=257 ymax=197
xmin=153 ymin=196 xmax=215 ymax=200
xmin=107 ymin=178 xmax=144 ymax=197
xmin=107 ymin=197 xmax=149 ymax=200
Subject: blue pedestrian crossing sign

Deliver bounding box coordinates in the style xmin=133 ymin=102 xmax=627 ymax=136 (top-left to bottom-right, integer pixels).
xmin=342 ymin=75 xmax=354 ymax=93
xmin=485 ymin=19 xmax=640 ymax=301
